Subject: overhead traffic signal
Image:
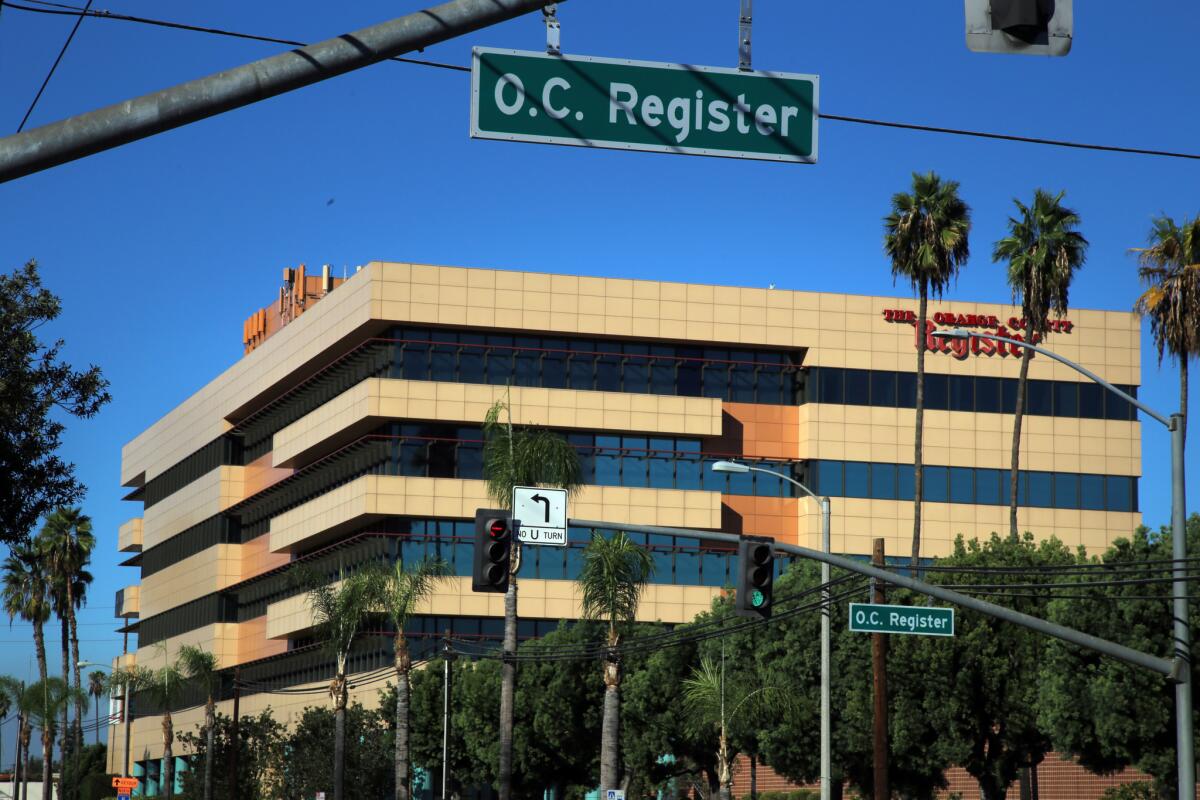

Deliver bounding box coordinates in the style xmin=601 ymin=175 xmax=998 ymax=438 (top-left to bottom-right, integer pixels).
xmin=472 ymin=509 xmax=513 ymax=593
xmin=736 ymin=536 xmax=775 ymax=618
xmin=965 ymin=0 xmax=1072 ymax=57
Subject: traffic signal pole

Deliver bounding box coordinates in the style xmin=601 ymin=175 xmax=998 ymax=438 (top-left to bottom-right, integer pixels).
xmin=0 ymin=0 xmax=563 ymax=183
xmin=870 ymin=539 xmax=888 ymax=800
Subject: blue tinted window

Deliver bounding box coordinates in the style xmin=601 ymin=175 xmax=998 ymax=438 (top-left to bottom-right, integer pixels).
xmin=595 ymin=451 xmax=620 ymax=486
xmin=924 ymin=374 xmax=949 ymax=411
xmin=1027 ymin=380 xmax=1052 ymax=416
xmin=923 ymin=466 xmax=949 ymax=503
xmin=677 ymin=352 xmax=702 ymax=396
xmin=844 ymin=370 xmax=870 ymax=405
xmin=1054 ymin=473 xmax=1079 ymax=509
xmin=623 ymin=452 xmax=649 ymax=489
xmin=1028 ymin=471 xmax=1052 ymax=508
xmin=649 ymin=448 xmax=674 ymax=489
xmin=1079 ymin=383 xmax=1104 ymax=419
xmin=975 ymin=377 xmax=1001 ymax=414
xmin=623 ymin=356 xmax=648 ymax=393
xmin=402 ymin=343 xmax=430 ymax=381
xmin=701 ymin=550 xmax=731 ymax=587
xmin=1106 ymin=476 xmax=1133 ymax=512
xmin=675 ymin=548 xmax=700 ymax=584
xmin=818 ymin=368 xmax=844 ymax=404
xmin=702 ymin=461 xmax=727 ymax=493
xmin=949 ymin=376 xmax=974 ymax=412
xmin=844 ymin=462 xmax=870 ymax=498
xmin=871 ymin=463 xmax=897 ymax=500
xmin=975 ymin=469 xmax=1003 ymax=505
xmin=568 ymin=352 xmax=594 ymax=391
xmin=541 ymin=344 xmax=567 ymax=389
xmin=1001 ymin=379 xmax=1019 ymax=414
xmin=727 ymin=468 xmax=753 ymax=496
xmin=1080 ymin=475 xmax=1105 ymax=510
xmin=676 ymin=455 xmax=701 ymax=491
xmin=596 ymin=351 xmax=621 ymax=392
xmin=949 ymin=467 xmax=974 ymax=504
xmin=731 ymin=364 xmax=757 ymax=402
xmin=871 ymin=371 xmax=897 ymax=407
xmin=897 ymin=373 xmax=917 ymax=409
xmin=649 ymin=357 xmax=675 ymax=395
xmin=1106 ymin=389 xmax=1135 ymax=421
xmin=816 ymin=460 xmax=843 ymax=497
xmin=898 ymin=464 xmax=915 ymax=501
xmin=1053 ymin=382 xmax=1079 ymax=417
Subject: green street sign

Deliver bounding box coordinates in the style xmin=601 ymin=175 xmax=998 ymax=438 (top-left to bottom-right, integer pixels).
xmin=470 ymin=48 xmax=818 ymax=164
xmin=848 ymin=603 xmax=955 ymax=637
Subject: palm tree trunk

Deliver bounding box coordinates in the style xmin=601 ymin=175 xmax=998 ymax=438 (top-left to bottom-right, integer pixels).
xmin=749 ymin=753 xmax=757 ymax=800
xmin=163 ymin=710 xmax=175 ymax=800
xmin=599 ymin=657 xmax=621 ymax=793
xmin=94 ymin=697 xmax=99 ymax=746
xmin=58 ymin=616 xmax=70 ymax=800
xmin=1009 ymin=344 xmax=1033 ymax=537
xmin=911 ymin=283 xmax=928 ymax=570
xmin=13 ymin=716 xmax=23 ymax=800
xmin=41 ymin=723 xmax=53 ymax=800
xmin=395 ymin=633 xmax=412 ymax=800
xmin=22 ymin=724 xmax=32 ymax=800
xmin=203 ymin=699 xmax=215 ymax=800
xmin=333 ymin=673 xmax=347 ymax=800
xmin=68 ymin=586 xmax=83 ymax=755
xmin=1180 ymin=357 xmax=1188 ymax=447
xmin=498 ymin=574 xmax=517 ymax=800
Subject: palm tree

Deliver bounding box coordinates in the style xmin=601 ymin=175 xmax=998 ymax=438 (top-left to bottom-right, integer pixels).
xmin=87 ymin=671 xmax=106 ymax=746
xmin=3 ymin=545 xmax=51 ymax=756
xmin=577 ymin=530 xmax=654 ymax=795
xmin=482 ymin=398 xmax=583 ymax=800
xmin=304 ymin=568 xmax=383 ymax=800
xmin=38 ymin=507 xmax=96 ymax=756
xmin=132 ymin=648 xmax=186 ymax=800
xmin=993 ymin=189 xmax=1088 ymax=538
xmin=178 ymin=645 xmax=221 ymax=800
xmin=883 ymin=171 xmax=972 ymax=569
xmin=369 ymin=558 xmax=450 ymax=800
xmin=23 ymin=677 xmax=85 ymax=800
xmin=108 ymin=664 xmax=153 ymax=782
xmin=1133 ymin=215 xmax=1200 ymax=446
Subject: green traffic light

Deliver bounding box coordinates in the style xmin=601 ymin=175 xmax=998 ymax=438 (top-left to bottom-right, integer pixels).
xmin=751 ymin=590 xmax=766 ymax=608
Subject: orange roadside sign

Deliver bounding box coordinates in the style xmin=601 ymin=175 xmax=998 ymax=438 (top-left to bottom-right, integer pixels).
xmin=112 ymin=777 xmax=139 ymax=790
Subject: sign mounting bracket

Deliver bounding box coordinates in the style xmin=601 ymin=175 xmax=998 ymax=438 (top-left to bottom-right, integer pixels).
xmin=738 ymin=0 xmax=752 ymax=71
xmin=544 ymin=4 xmax=561 ymax=55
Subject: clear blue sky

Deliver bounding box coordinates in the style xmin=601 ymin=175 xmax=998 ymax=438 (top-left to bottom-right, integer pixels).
xmin=0 ymin=0 xmax=1197 ymax=745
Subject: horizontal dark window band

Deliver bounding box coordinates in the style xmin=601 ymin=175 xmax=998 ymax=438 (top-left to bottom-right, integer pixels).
xmin=810 ymin=459 xmax=1137 ymax=513
xmin=141 ymin=435 xmax=243 ymax=509
xmin=808 ymin=367 xmax=1139 ymax=421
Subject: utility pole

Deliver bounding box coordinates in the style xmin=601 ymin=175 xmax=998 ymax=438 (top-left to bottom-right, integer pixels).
xmin=871 ymin=538 xmax=889 ymax=800
xmin=442 ymin=629 xmax=455 ymax=800
xmin=0 ymin=0 xmax=562 ymax=183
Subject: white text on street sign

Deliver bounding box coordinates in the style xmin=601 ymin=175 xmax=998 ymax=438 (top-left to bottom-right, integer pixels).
xmin=848 ymin=603 xmax=955 ymax=637
xmin=471 ymin=48 xmax=818 ymax=163
xmin=513 ymin=486 xmax=568 ymax=546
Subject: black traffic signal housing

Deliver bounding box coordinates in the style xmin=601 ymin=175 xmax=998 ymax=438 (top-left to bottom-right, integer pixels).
xmin=965 ymin=0 xmax=1072 ymax=57
xmin=472 ymin=509 xmax=513 ymax=593
xmin=735 ymin=536 xmax=775 ymax=618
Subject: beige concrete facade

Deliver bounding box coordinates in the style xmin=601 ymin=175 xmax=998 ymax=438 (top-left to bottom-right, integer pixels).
xmin=111 ymin=261 xmax=1143 ymax=770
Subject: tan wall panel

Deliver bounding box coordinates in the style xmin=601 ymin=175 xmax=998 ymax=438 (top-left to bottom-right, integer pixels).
xmin=801 ymin=405 xmax=1141 ymax=475
xmin=138 ymin=544 xmax=239 ymax=618
xmin=135 ymin=623 xmax=240 ymax=670
xmin=269 ymin=475 xmax=723 ymax=554
xmin=266 ymin=576 xmax=721 ymax=640
xmin=715 ymin=403 xmax=801 ymax=461
xmin=142 ymin=466 xmax=244 ymax=551
xmin=117 ymin=584 xmax=140 ymax=617
xmin=119 ymin=516 xmax=143 ymax=552
xmin=272 ymin=378 xmax=722 ymax=468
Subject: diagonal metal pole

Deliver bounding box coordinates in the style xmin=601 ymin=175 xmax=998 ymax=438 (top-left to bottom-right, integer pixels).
xmin=0 ymin=0 xmax=561 ymax=183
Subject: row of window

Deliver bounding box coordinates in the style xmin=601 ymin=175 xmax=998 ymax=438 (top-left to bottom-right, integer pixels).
xmin=142 ymin=436 xmax=243 ymax=508
xmin=135 ymin=520 xmax=742 ymax=647
xmin=808 ymin=367 xmax=1139 ymax=421
xmin=809 ymin=460 xmax=1138 ymax=512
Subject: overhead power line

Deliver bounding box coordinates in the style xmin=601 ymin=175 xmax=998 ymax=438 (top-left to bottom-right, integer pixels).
xmin=15 ymin=0 xmax=92 ymax=133
xmin=2 ymin=0 xmax=1198 ymax=162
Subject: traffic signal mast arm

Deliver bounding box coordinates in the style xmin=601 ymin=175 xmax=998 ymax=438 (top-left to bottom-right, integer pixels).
xmin=569 ymin=518 xmax=1181 ymax=680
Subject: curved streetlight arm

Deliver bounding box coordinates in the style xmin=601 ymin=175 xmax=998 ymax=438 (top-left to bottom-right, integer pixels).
xmin=937 ymin=329 xmax=1172 ymax=428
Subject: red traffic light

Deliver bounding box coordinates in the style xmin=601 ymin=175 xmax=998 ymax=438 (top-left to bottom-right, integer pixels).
xmin=488 ymin=518 xmax=510 ymax=540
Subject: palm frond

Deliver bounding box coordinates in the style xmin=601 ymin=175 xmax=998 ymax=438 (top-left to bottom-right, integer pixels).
xmin=178 ymin=644 xmax=221 ymax=697
xmin=883 ymin=171 xmax=972 ymax=298
xmin=1131 ymin=215 xmax=1200 ymax=364
xmin=374 ymin=557 xmax=450 ymax=629
xmin=578 ymin=532 xmax=654 ymax=634
xmin=483 ymin=400 xmax=582 ymax=510
xmin=304 ymin=567 xmax=383 ymax=663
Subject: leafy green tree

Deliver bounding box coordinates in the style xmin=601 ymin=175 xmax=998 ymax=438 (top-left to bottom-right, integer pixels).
xmin=1039 ymin=514 xmax=1200 ymax=799
xmin=0 ymin=261 xmax=110 ymax=548
xmin=272 ymin=702 xmax=393 ymax=800
xmin=177 ymin=645 xmax=220 ymax=800
xmin=175 ymin=710 xmax=286 ymax=800
xmin=1132 ymin=215 xmax=1200 ymax=445
xmin=143 ymin=653 xmax=186 ymax=800
xmin=87 ymin=670 xmax=106 ymax=746
xmin=59 ymin=743 xmax=108 ymax=800
xmin=920 ymin=533 xmax=1073 ymax=800
xmin=993 ymin=190 xmax=1088 ymax=537
xmin=304 ymin=569 xmax=384 ymax=800
xmin=481 ymin=398 xmax=582 ymax=800
xmin=409 ymin=657 xmax=484 ymax=797
xmin=756 ymin=561 xmax=952 ymax=800
xmin=577 ymin=532 xmax=654 ymax=794
xmin=883 ymin=173 xmax=972 ymax=569
xmin=370 ymin=557 xmax=449 ymax=800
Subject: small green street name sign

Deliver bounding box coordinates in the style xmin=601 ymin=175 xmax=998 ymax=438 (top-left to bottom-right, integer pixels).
xmin=470 ymin=48 xmax=818 ymax=163
xmin=848 ymin=603 xmax=955 ymax=637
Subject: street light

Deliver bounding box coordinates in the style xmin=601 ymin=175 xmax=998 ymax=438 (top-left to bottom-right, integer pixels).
xmin=80 ymin=660 xmax=134 ymax=781
xmin=934 ymin=327 xmax=1193 ymax=800
xmin=712 ymin=459 xmax=833 ymax=800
